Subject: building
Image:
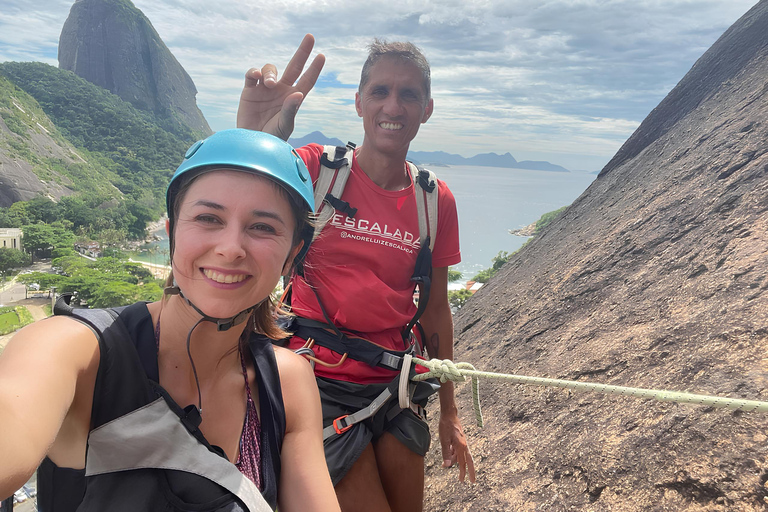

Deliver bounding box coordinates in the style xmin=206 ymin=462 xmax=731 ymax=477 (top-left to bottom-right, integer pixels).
xmin=0 ymin=228 xmax=22 ymax=251
xmin=74 ymin=241 xmax=101 ymax=258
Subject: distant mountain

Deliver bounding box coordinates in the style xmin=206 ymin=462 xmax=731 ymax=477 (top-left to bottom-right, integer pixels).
xmin=408 ymin=149 xmax=570 ymax=172
xmin=288 ymin=131 xmax=345 ymax=148
xmin=410 ymin=149 xmax=569 ymax=172
xmin=513 ymin=160 xmax=570 ymax=172
xmin=288 ymin=132 xmax=569 ymax=171
xmin=58 ymin=0 xmax=211 ymax=137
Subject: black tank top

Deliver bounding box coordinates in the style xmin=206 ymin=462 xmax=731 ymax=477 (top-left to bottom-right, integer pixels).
xmin=37 ymin=302 xmax=286 ymax=511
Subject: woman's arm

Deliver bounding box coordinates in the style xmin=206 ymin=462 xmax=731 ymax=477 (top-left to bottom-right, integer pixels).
xmin=0 ymin=316 xmax=99 ymax=498
xmin=273 ymin=347 xmax=340 ymax=512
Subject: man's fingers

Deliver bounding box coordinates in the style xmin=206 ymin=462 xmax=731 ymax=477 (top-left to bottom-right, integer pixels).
xmin=273 ymin=92 xmax=304 ymax=141
xmin=261 ymin=64 xmax=278 ymax=87
xmin=439 ymin=430 xmax=453 ymax=467
xmin=466 ymin=451 xmax=477 ymax=483
xmin=243 ymin=68 xmax=262 ymax=88
xmin=281 ymin=34 xmax=315 ymax=85
xmin=295 ymin=53 xmax=326 ymax=95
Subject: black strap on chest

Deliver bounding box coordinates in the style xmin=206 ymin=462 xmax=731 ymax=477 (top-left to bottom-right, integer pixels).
xmin=293 ymin=144 xmax=436 ymax=359
xmin=44 ymin=295 xmax=284 ymax=511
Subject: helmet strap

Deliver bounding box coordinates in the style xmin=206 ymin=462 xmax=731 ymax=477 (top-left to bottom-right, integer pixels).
xmin=163 ymin=282 xmax=259 ymax=332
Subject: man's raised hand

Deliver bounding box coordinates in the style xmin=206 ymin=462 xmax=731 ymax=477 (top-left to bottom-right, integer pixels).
xmin=237 ymin=34 xmax=325 ymax=140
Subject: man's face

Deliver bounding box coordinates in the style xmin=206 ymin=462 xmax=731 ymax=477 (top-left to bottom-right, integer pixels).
xmin=355 ymin=57 xmax=433 ymax=156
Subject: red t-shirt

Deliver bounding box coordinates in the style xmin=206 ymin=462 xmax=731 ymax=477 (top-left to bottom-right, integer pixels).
xmin=287 ymin=144 xmax=461 ymax=383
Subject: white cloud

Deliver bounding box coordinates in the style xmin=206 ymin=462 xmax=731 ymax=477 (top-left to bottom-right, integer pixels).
xmin=0 ymin=0 xmax=758 ymax=171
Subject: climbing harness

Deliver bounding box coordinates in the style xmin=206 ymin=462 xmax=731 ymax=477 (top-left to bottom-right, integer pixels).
xmin=409 ymin=358 xmax=768 ymax=429
xmin=321 ymin=353 xmax=427 ymax=440
xmin=291 ymin=143 xmax=443 ymax=440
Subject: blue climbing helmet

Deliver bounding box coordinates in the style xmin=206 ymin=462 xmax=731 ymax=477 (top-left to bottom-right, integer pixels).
xmin=166 ymin=129 xmax=315 ymax=261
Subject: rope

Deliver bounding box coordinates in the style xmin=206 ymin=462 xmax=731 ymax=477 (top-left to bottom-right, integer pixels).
xmin=411 ymin=358 xmax=768 ymax=428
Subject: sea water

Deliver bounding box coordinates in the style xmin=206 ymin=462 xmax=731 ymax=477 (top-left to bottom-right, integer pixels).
xmin=437 ymin=165 xmax=597 ymax=277
xmin=132 ymin=166 xmax=598 ymax=278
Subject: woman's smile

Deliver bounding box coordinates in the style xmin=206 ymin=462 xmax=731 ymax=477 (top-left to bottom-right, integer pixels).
xmin=202 ymin=268 xmax=252 ymax=285
xmin=171 ymin=170 xmax=298 ymax=319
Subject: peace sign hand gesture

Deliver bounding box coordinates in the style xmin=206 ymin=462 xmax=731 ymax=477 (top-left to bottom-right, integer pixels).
xmin=237 ymin=34 xmax=326 ymax=140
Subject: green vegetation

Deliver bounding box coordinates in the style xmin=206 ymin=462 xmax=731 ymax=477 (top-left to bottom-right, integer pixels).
xmin=448 ymin=288 xmax=473 ymax=310
xmin=0 ymin=62 xmax=194 ymax=170
xmin=16 ymin=305 xmax=34 ymax=325
xmin=19 ymin=223 xmax=75 ymax=260
xmin=467 ymin=205 xmax=569 ymax=285
xmin=448 ymin=267 xmax=463 ymax=282
xmin=0 ymin=248 xmax=31 ymax=278
xmin=0 ymin=60 xmax=207 ymax=311
xmin=17 ymin=256 xmax=163 ymax=308
xmin=534 ymin=205 xmax=568 ymax=234
xmin=0 ymin=63 xmax=195 ymax=239
xmin=0 ymin=306 xmax=34 ymax=335
xmin=472 ymin=250 xmax=514 ymax=283
xmin=0 ymin=195 xmax=152 ymax=241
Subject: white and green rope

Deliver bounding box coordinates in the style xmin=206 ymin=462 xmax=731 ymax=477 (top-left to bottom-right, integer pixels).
xmin=411 ymin=358 xmax=768 ymax=428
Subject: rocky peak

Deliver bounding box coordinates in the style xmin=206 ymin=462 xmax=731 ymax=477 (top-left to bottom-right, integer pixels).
xmin=424 ymin=1 xmax=768 ymax=510
xmin=58 ymin=0 xmax=211 ymax=136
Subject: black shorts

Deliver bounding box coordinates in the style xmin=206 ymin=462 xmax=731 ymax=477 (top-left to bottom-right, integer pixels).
xmin=317 ymin=376 xmax=439 ymax=485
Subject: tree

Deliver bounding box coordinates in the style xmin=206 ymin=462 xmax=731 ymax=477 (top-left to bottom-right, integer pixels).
xmin=448 ymin=289 xmax=473 ymax=310
xmin=0 ymin=248 xmax=30 ymax=278
xmin=471 ymin=250 xmax=512 ymax=283
xmin=89 ymin=281 xmax=139 ymax=308
xmin=447 ymin=267 xmax=463 ymax=282
xmin=22 ymin=223 xmax=76 ymax=260
xmin=17 ymin=271 xmax=62 ymax=290
xmin=26 ymin=195 xmax=60 ymax=224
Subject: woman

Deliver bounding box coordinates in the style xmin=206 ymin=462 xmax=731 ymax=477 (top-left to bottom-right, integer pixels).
xmin=0 ymin=129 xmax=339 ymax=512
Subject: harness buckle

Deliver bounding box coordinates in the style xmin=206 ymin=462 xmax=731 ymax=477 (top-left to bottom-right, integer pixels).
xmin=332 ymin=415 xmax=354 ymax=435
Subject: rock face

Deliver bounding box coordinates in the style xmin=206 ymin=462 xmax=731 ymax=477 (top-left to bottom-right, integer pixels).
xmin=0 ymin=77 xmax=76 ymax=207
xmin=424 ymin=2 xmax=768 ymax=510
xmin=58 ymin=0 xmax=211 ymax=136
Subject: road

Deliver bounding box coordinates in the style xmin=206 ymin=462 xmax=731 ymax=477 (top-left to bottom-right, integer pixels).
xmin=0 ymin=260 xmax=54 ymax=354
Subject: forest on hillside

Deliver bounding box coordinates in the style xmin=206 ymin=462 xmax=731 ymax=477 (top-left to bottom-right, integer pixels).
xmin=0 ymin=62 xmax=197 ymax=240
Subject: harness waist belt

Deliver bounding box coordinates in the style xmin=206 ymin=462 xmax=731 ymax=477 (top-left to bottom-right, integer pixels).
xmin=293 ymin=319 xmax=414 ymax=371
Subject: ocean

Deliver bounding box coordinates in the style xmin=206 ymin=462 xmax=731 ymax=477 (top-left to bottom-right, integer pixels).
xmin=131 ymin=165 xmax=598 ymax=279
xmin=437 ymin=165 xmax=597 ymax=277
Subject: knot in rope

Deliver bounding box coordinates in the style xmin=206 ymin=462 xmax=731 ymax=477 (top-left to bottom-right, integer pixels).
xmin=413 ymin=358 xmax=484 ymax=427
xmin=413 ymin=358 xmax=470 ymax=383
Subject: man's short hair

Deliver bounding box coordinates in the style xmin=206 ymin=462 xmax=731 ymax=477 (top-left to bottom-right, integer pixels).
xmin=359 ymin=39 xmax=431 ymax=100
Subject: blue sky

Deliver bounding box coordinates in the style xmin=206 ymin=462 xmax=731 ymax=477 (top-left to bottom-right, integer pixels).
xmin=0 ymin=0 xmax=758 ymax=171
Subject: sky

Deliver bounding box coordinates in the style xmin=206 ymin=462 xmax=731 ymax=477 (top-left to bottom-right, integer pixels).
xmin=0 ymin=0 xmax=759 ymax=172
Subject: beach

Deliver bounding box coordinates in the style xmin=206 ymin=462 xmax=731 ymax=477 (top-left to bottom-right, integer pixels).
xmin=129 ymin=258 xmax=171 ymax=280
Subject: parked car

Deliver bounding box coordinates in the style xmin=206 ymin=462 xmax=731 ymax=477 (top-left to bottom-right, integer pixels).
xmin=28 ymin=283 xmax=40 ymax=291
xmin=13 ymin=489 xmax=27 ymax=502
xmin=23 ymin=484 xmax=37 ymax=498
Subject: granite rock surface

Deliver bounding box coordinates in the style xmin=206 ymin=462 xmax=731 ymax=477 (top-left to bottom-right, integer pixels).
xmin=424 ymin=2 xmax=768 ymax=510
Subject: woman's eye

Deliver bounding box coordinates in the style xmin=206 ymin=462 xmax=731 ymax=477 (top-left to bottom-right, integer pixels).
xmin=251 ymin=223 xmax=276 ymax=234
xmin=196 ymin=214 xmax=220 ymax=224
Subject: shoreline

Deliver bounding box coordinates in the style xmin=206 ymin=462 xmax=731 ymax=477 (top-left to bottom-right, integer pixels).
xmin=129 ymin=258 xmax=171 ymax=280
xmin=145 ymin=216 xmax=167 ymax=237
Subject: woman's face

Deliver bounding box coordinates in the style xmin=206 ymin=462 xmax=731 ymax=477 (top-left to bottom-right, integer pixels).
xmin=171 ymin=169 xmax=301 ymax=319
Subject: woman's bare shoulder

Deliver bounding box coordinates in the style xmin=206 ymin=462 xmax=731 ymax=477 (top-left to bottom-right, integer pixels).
xmin=273 ymin=344 xmax=315 ymax=383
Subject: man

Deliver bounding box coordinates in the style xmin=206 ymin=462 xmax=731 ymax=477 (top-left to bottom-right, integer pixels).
xmin=237 ymin=34 xmax=475 ymax=511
